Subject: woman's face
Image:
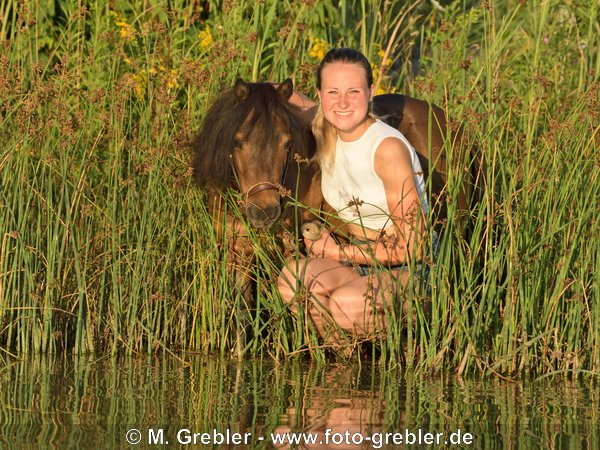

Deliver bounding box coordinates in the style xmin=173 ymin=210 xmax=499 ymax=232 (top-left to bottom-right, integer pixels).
xmin=318 ymin=62 xmax=374 ymax=141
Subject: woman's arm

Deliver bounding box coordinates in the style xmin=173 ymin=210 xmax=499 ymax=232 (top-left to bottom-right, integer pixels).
xmin=288 ymin=89 xmax=317 ymax=112
xmin=307 ymin=137 xmax=426 ymax=265
xmin=364 ymin=137 xmax=426 ymax=264
xmin=270 ymin=82 xmax=318 ymax=119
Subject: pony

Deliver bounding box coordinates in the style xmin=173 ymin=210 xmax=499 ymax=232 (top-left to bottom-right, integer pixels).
xmin=190 ymin=79 xmax=321 ymax=354
xmin=192 ymin=79 xmax=321 ymax=231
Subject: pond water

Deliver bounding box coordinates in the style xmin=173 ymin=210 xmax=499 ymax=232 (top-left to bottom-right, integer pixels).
xmin=0 ymin=355 xmax=597 ymax=449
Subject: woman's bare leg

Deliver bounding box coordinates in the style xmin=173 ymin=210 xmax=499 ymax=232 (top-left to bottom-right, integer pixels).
xmin=278 ymin=257 xmax=360 ymax=339
xmin=279 ymin=260 xmax=426 ymax=343
xmin=327 ymin=270 xmax=413 ymax=336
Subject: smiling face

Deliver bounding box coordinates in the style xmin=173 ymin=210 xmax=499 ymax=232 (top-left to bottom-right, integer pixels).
xmin=317 ymin=62 xmax=375 ymax=142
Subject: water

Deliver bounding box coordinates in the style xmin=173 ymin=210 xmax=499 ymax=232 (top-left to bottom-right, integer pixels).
xmin=0 ymin=355 xmax=597 ymax=449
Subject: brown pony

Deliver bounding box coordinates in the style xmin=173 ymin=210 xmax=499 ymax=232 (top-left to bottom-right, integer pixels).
xmin=190 ymin=79 xmax=321 ymax=354
xmin=192 ymin=79 xmax=321 ymax=231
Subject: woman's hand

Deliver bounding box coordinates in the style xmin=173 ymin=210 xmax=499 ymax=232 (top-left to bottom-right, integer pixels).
xmin=304 ymin=229 xmax=341 ymax=260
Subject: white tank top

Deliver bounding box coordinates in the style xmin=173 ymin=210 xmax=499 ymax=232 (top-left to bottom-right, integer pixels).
xmin=321 ymin=120 xmax=428 ymax=230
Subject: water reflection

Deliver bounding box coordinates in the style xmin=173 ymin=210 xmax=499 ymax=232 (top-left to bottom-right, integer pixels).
xmin=0 ymin=355 xmax=597 ymax=449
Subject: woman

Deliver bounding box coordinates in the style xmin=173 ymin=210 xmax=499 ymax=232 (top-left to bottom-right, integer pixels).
xmin=278 ymin=48 xmax=433 ymax=344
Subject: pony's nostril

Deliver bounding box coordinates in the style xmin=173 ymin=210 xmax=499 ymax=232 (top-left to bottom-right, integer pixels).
xmin=247 ymin=205 xmax=281 ymax=228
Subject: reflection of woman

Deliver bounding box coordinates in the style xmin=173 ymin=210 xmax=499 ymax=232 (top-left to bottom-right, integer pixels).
xmin=278 ymin=48 xmax=433 ymax=343
xmin=273 ymin=397 xmax=383 ymax=450
xmin=272 ymin=365 xmax=385 ymax=450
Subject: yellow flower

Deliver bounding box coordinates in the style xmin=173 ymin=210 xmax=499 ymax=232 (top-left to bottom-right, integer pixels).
xmin=371 ymin=61 xmax=392 ymax=95
xmin=374 ymin=84 xmax=387 ymax=96
xmin=166 ymin=69 xmax=179 ymax=90
xmin=132 ymin=65 xmax=180 ymax=97
xmin=199 ymin=28 xmax=213 ymax=50
xmin=111 ymin=10 xmax=136 ymax=42
xmin=133 ymin=70 xmax=147 ymax=98
xmin=376 ymin=48 xmax=392 ymax=67
xmin=308 ymin=38 xmax=328 ymax=61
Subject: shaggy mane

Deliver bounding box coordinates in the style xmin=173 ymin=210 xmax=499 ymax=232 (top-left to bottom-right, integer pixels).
xmin=190 ymin=82 xmax=315 ymax=190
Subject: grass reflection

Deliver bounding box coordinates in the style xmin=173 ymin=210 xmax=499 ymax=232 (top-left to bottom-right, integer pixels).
xmin=0 ymin=355 xmax=597 ymax=449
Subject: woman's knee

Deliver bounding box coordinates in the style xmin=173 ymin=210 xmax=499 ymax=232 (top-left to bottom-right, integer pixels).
xmin=329 ymin=294 xmax=362 ymax=329
xmin=278 ymin=257 xmax=328 ymax=301
xmin=277 ymin=259 xmax=306 ymax=304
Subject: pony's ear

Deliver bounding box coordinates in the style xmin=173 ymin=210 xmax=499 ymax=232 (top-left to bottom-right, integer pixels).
xmin=276 ymin=78 xmax=294 ymax=101
xmin=234 ymin=78 xmax=250 ymax=100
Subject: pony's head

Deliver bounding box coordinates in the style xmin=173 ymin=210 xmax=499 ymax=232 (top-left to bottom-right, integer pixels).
xmin=192 ymin=79 xmax=315 ymax=228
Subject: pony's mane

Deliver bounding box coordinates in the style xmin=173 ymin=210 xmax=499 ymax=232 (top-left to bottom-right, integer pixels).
xmin=191 ymin=83 xmax=315 ymax=190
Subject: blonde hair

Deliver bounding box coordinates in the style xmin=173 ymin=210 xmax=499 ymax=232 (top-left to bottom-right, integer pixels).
xmin=311 ymin=104 xmax=338 ymax=171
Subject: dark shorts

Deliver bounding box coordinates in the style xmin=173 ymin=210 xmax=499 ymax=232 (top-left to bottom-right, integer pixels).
xmin=351 ymin=231 xmax=439 ymax=296
xmin=353 ymin=262 xmax=432 ymax=296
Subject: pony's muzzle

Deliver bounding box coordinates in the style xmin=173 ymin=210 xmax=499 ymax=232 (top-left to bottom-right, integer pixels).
xmin=243 ymin=182 xmax=283 ymax=228
xmin=246 ymin=203 xmax=281 ymax=228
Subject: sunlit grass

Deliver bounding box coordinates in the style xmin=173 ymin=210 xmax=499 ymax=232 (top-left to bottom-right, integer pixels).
xmin=0 ymin=0 xmax=598 ymax=377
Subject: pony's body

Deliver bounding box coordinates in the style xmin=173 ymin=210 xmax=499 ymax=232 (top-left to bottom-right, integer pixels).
xmin=372 ymin=94 xmax=478 ymax=230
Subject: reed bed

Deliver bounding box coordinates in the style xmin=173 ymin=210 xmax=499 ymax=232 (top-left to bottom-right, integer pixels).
xmin=0 ymin=0 xmax=598 ymax=377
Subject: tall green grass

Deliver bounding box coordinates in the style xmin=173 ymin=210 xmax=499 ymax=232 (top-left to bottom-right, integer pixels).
xmin=0 ymin=0 xmax=598 ymax=377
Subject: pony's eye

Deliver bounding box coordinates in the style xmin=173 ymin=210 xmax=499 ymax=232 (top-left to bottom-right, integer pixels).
xmin=233 ymin=139 xmax=242 ymax=150
xmin=283 ymin=140 xmax=292 ymax=152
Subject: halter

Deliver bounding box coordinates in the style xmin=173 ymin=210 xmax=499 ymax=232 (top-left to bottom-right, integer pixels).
xmin=229 ymin=149 xmax=292 ymax=203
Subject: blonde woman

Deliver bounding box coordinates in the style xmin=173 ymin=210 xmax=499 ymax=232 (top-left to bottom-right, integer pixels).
xmin=278 ymin=48 xmax=434 ymax=343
